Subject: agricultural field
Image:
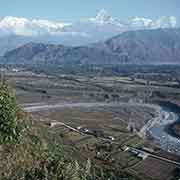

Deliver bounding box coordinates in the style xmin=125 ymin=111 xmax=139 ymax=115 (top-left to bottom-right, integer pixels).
xmin=2 ymin=68 xmax=180 ymax=180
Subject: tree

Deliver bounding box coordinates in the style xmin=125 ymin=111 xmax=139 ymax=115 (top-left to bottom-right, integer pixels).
xmin=0 ymin=83 xmax=24 ymax=144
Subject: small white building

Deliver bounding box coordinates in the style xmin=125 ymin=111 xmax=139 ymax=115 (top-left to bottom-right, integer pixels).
xmin=137 ymin=152 xmax=148 ymax=160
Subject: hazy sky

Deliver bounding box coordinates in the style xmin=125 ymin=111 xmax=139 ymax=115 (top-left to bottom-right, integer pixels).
xmin=1 ymin=0 xmax=180 ymax=21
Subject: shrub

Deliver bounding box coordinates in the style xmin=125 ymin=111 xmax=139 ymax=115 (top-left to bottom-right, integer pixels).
xmin=0 ymin=83 xmax=25 ymax=144
xmin=0 ymin=82 xmax=137 ymax=180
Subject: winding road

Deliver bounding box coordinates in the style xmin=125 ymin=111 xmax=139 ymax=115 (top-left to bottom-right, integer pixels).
xmin=21 ymin=101 xmax=180 ymax=166
xmin=21 ymin=101 xmax=180 ymax=155
xmin=22 ymin=101 xmax=159 ymax=112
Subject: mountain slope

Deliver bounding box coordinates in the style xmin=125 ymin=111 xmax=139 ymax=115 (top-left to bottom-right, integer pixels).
xmin=104 ymin=28 xmax=180 ymax=64
xmin=0 ymin=10 xmax=179 ymax=55
xmin=2 ymin=28 xmax=180 ymax=66
xmin=3 ymin=42 xmax=124 ymax=65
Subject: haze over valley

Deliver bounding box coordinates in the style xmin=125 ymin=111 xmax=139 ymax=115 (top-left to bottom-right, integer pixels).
xmin=1 ymin=1 xmax=180 ymax=180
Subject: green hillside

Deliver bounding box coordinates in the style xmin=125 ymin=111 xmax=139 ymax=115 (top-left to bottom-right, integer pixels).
xmin=0 ymin=82 xmax=137 ymax=180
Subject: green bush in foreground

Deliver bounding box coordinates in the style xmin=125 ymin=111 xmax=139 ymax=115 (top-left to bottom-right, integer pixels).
xmin=0 ymin=83 xmax=25 ymax=144
xmin=0 ymin=83 xmax=136 ymax=180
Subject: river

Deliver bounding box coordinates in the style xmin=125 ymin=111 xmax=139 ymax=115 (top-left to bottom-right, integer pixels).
xmin=22 ymin=101 xmax=180 ymax=155
xmin=147 ymin=102 xmax=180 ymax=155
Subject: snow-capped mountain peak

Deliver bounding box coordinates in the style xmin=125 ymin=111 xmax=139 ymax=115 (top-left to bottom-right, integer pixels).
xmin=89 ymin=9 xmax=117 ymax=24
xmin=0 ymin=12 xmax=178 ymax=38
xmin=154 ymin=16 xmax=177 ymax=28
xmin=0 ymin=10 xmax=179 ymax=54
xmin=0 ymin=16 xmax=29 ymax=27
xmin=94 ymin=9 xmax=112 ymax=23
xmin=126 ymin=16 xmax=178 ymax=30
xmin=0 ymin=16 xmax=70 ymax=36
xmin=128 ymin=17 xmax=154 ymax=28
xmin=88 ymin=9 xmax=126 ymax=29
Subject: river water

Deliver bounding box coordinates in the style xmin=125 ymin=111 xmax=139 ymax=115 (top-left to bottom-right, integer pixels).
xmin=22 ymin=101 xmax=180 ymax=155
xmin=147 ymin=103 xmax=180 ymax=155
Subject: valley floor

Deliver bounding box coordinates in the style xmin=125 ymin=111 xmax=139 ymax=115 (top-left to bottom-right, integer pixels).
xmin=2 ymin=68 xmax=180 ymax=180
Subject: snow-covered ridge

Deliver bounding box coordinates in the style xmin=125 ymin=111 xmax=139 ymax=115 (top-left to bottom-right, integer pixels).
xmin=127 ymin=16 xmax=177 ymax=29
xmin=0 ymin=16 xmax=71 ymax=36
xmin=88 ymin=9 xmax=178 ymax=28
xmin=0 ymin=9 xmax=178 ymax=38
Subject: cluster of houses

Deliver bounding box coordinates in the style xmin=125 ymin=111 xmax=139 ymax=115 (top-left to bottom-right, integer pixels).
xmin=122 ymin=146 xmax=149 ymax=160
xmin=76 ymin=126 xmax=115 ymax=141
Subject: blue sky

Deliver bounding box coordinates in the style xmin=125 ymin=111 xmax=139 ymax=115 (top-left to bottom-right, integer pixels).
xmin=1 ymin=0 xmax=180 ymax=21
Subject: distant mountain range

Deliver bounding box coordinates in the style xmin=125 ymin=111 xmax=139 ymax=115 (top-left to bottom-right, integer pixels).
xmin=0 ymin=9 xmax=179 ymax=55
xmin=3 ymin=28 xmax=180 ymax=66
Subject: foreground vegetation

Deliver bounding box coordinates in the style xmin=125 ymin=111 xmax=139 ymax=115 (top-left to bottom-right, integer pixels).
xmin=0 ymin=82 xmax=137 ymax=180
